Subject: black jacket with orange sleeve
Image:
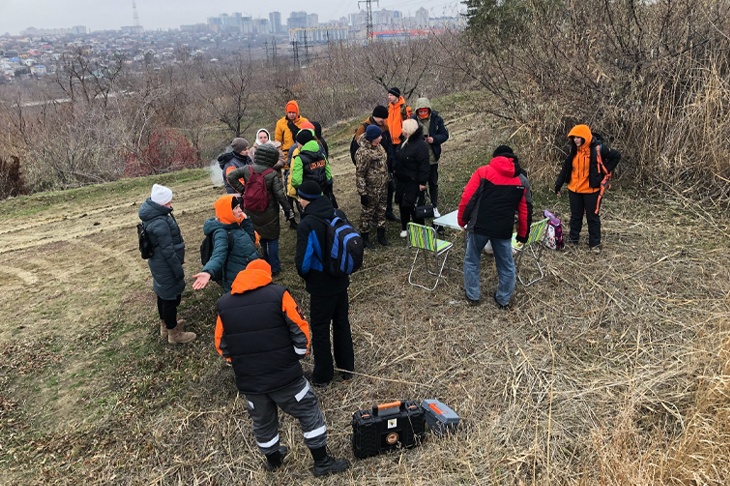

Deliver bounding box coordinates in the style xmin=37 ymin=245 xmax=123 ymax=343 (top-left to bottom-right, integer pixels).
xmin=215 ymin=262 xmax=310 ymax=394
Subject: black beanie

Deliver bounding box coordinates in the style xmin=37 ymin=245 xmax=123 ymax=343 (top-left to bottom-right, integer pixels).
xmin=295 ymin=129 xmax=315 ymax=146
xmin=231 ymin=196 xmax=241 ymax=210
xmin=492 ymin=145 xmax=514 ymax=157
xmin=372 ymin=105 xmax=388 ymax=119
xmin=297 ymin=180 xmax=322 ymax=201
xmin=312 ymin=121 xmax=323 ymax=139
xmin=388 ymin=87 xmax=401 ymax=97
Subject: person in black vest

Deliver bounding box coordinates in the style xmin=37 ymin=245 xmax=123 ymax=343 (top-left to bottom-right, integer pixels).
xmin=294 ymin=180 xmax=354 ymax=387
xmin=214 ymin=259 xmax=349 ymax=476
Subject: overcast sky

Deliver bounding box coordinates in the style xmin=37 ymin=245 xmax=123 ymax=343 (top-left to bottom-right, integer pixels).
xmin=0 ymin=0 xmax=464 ymax=35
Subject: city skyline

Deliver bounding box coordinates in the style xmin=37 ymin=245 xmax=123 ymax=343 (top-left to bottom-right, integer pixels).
xmin=0 ymin=0 xmax=464 ymax=36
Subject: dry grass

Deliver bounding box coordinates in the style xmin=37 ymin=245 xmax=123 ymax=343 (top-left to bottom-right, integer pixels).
xmin=1 ymin=104 xmax=729 ymax=485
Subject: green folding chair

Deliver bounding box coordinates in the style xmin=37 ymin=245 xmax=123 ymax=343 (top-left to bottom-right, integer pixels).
xmin=407 ymin=222 xmax=454 ymax=291
xmin=511 ymin=218 xmax=549 ymax=287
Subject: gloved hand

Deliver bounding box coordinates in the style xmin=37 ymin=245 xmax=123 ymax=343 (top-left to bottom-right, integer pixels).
xmin=360 ymin=195 xmax=369 ymax=206
xmin=516 ymin=234 xmax=529 ymax=244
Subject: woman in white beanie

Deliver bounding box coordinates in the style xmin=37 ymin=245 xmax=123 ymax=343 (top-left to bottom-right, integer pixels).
xmin=138 ymin=184 xmax=196 ymax=344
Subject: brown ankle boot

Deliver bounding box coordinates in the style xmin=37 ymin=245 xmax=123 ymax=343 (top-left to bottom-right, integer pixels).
xmin=160 ymin=319 xmax=185 ymax=339
xmin=167 ymin=324 xmax=196 ymax=344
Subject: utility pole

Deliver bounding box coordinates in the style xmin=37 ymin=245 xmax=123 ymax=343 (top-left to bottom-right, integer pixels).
xmin=291 ymin=40 xmax=299 ymax=67
xmin=358 ymin=0 xmax=378 ymax=42
xmin=303 ymin=30 xmax=310 ymax=64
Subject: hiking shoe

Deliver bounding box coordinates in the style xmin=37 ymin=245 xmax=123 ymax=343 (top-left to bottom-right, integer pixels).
xmin=434 ymin=224 xmax=445 ymax=236
xmin=264 ymin=446 xmax=288 ymax=471
xmin=313 ymin=455 xmax=350 ymax=477
xmin=399 ymin=230 xmax=407 ymax=238
xmin=304 ymin=371 xmax=330 ymax=388
xmin=385 ymin=211 xmax=398 ymax=221
xmin=493 ymin=292 xmax=509 ymax=310
xmin=465 ymin=292 xmax=480 ymax=306
xmin=433 ymin=207 xmax=441 ymax=218
xmin=160 ymin=318 xmax=185 ymax=339
xmin=590 ymin=245 xmax=602 ymax=254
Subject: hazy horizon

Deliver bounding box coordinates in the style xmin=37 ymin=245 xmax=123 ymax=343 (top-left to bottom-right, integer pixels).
xmin=0 ymin=0 xmax=464 ymax=35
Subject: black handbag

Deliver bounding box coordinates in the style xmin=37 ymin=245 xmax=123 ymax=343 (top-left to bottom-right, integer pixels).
xmin=415 ymin=191 xmax=434 ymax=219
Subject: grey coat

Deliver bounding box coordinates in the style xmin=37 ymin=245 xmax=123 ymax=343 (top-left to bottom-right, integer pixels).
xmin=138 ymin=198 xmax=185 ymax=300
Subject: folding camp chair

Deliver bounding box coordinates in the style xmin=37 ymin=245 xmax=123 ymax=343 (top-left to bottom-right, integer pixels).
xmin=512 ymin=218 xmax=549 ymax=287
xmin=407 ymin=222 xmax=454 ymax=291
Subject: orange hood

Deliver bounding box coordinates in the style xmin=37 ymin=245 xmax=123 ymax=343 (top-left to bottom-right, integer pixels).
xmin=214 ymin=194 xmax=245 ymax=225
xmin=285 ymin=100 xmax=300 ymax=117
xmin=567 ymin=124 xmax=593 ymax=147
xmin=230 ymin=259 xmax=272 ymax=294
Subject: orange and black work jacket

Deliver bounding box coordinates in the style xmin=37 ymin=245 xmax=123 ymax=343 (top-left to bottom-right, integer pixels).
xmin=215 ymin=265 xmax=310 ymax=394
xmin=457 ymin=155 xmax=529 ymax=243
xmin=554 ymin=125 xmax=621 ymax=194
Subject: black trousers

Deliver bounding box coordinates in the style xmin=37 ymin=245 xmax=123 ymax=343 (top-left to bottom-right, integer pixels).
xmin=568 ymin=190 xmax=601 ymax=248
xmin=428 ymin=163 xmax=439 ymax=207
xmin=309 ymin=290 xmax=354 ymax=383
xmin=157 ymin=294 xmax=181 ymax=329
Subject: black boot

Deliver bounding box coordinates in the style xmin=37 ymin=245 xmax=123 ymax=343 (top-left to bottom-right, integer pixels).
xmin=310 ymin=447 xmax=349 ymax=477
xmin=385 ymin=211 xmax=398 ymax=221
xmin=362 ymin=232 xmax=375 ymax=249
xmin=264 ymin=445 xmax=288 ymax=471
xmin=377 ymin=227 xmax=389 ymax=246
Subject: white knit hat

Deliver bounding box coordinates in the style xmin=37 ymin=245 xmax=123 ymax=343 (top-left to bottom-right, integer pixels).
xmin=150 ymin=184 xmax=173 ymax=205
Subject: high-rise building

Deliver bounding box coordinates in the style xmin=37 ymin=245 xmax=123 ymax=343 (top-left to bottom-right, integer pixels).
xmin=269 ymin=11 xmax=282 ymax=34
xmin=288 ymin=11 xmax=308 ymax=30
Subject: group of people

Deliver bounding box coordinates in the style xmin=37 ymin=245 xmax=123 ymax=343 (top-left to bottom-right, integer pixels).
xmin=138 ymin=87 xmax=619 ymax=474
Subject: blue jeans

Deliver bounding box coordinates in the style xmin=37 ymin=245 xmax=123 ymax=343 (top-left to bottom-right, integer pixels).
xmin=464 ymin=232 xmax=515 ymax=305
xmin=260 ymin=238 xmax=280 ymax=273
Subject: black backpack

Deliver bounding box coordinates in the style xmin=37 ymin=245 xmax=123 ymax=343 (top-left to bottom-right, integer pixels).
xmin=200 ymin=229 xmax=234 ymax=283
xmin=137 ymin=222 xmax=153 ymax=259
xmin=316 ymin=211 xmax=364 ymax=277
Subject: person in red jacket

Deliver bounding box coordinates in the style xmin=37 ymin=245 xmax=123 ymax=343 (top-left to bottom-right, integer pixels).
xmin=457 ymin=151 xmax=529 ymax=308
xmin=214 ymin=259 xmax=349 ymax=476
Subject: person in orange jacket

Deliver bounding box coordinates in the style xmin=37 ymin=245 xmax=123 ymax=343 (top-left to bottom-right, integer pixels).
xmin=274 ymin=100 xmax=309 ymax=228
xmin=554 ymin=124 xmax=621 ymax=253
xmin=214 ymin=259 xmax=350 ymax=476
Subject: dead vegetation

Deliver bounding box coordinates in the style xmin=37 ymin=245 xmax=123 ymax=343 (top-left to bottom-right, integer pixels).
xmin=1 ymin=104 xmax=729 ymax=484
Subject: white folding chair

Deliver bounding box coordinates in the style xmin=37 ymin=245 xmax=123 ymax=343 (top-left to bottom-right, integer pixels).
xmin=512 ymin=218 xmax=549 ymax=287
xmin=407 ymin=222 xmax=454 ymax=291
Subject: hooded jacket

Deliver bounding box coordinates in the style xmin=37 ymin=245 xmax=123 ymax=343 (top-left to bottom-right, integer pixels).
xmin=291 ymin=138 xmax=333 ymax=191
xmin=295 ymin=196 xmax=350 ymax=296
xmin=227 ymin=143 xmax=293 ymax=240
xmin=215 ymin=260 xmax=311 ymax=394
xmin=138 ymin=198 xmax=185 ymax=300
xmin=555 ymin=124 xmax=621 ymax=194
xmin=201 ymin=195 xmax=260 ymax=293
xmin=457 ymin=156 xmax=529 ymax=242
xmin=274 ymin=100 xmax=310 ymax=160
xmin=411 ymin=97 xmax=449 ymax=163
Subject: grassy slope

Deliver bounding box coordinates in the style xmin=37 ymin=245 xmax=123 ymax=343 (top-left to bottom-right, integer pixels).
xmin=1 ymin=92 xmax=730 ymax=485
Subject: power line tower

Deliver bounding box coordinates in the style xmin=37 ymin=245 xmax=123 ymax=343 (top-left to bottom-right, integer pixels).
xmin=132 ymin=0 xmax=140 ymax=28
xmin=358 ymin=0 xmax=379 ymax=42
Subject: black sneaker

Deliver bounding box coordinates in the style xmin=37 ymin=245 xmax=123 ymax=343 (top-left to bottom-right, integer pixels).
xmin=264 ymin=446 xmax=288 ymax=471
xmin=312 ymin=455 xmax=350 ymax=477
xmin=340 ymin=370 xmax=353 ymax=381
xmin=493 ymin=292 xmax=509 ymax=310
xmin=465 ymin=292 xmax=480 ymax=306
xmin=304 ymin=371 xmax=330 ymax=388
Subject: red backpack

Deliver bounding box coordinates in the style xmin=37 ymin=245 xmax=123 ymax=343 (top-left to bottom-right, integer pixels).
xmin=243 ymin=168 xmax=274 ymax=212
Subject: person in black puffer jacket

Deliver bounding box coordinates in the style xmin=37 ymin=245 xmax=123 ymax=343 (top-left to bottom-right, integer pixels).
xmin=393 ymin=118 xmax=430 ymax=237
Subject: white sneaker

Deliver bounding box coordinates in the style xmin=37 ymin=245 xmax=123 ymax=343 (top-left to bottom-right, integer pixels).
xmin=400 ymin=230 xmax=407 ymax=238
xmin=433 ymin=207 xmax=441 ymax=218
